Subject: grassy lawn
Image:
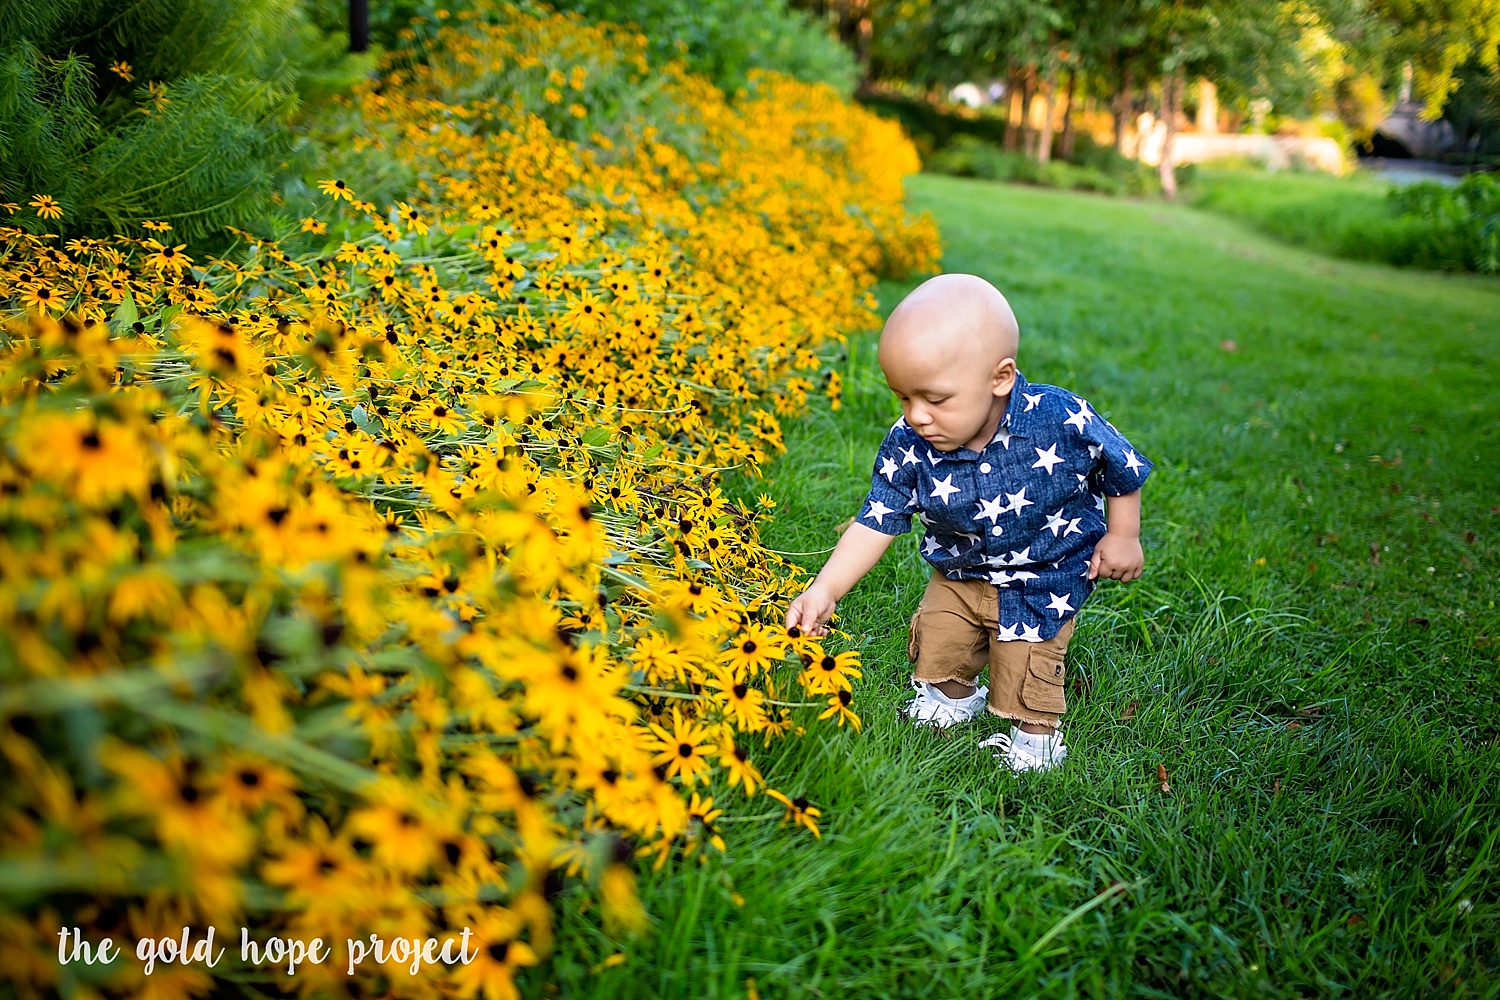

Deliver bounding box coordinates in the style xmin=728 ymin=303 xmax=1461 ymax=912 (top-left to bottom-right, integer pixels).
xmin=534 ymin=175 xmax=1500 ymax=997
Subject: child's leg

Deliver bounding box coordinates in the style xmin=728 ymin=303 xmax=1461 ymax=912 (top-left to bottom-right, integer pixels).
xmin=907 ymin=572 xmax=991 ymax=696
xmin=986 ymin=619 xmax=1075 ymax=734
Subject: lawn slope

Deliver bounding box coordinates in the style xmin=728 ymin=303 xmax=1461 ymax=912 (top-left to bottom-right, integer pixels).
xmin=536 ymin=174 xmax=1500 ymax=998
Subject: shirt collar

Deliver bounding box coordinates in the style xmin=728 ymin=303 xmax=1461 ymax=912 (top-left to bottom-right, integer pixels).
xmin=994 ymin=369 xmax=1034 ymax=441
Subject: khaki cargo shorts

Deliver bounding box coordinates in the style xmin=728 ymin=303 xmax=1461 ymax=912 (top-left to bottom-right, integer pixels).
xmin=906 ymin=570 xmax=1074 ymax=727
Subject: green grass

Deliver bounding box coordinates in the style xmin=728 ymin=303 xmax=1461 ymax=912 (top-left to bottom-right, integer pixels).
xmin=531 ymin=175 xmax=1500 ymax=997
xmin=1185 ymin=167 xmax=1478 ymax=272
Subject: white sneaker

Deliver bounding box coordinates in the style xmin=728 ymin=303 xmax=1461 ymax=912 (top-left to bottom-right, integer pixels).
xmin=979 ymin=726 xmax=1067 ymax=772
xmin=902 ymin=680 xmax=989 ymax=728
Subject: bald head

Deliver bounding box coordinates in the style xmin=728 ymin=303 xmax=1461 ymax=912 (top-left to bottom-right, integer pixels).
xmin=877 ymin=274 xmax=1022 ymax=452
xmin=879 ymin=273 xmax=1018 ymax=378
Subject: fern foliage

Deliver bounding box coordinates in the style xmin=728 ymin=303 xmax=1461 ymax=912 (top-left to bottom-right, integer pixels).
xmin=0 ymin=0 xmax=362 ymax=243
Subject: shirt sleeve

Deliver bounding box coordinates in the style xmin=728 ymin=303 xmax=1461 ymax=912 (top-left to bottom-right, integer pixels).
xmin=857 ymin=423 xmax=918 ymax=536
xmin=1076 ymin=407 xmax=1153 ymax=497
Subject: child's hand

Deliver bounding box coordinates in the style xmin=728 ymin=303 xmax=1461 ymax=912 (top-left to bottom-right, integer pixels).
xmin=786 ymin=583 xmax=837 ymax=637
xmin=1089 ymin=531 xmax=1143 ymax=583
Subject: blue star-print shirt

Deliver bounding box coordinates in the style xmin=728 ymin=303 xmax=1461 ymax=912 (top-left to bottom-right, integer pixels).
xmin=858 ymin=370 xmax=1153 ymax=641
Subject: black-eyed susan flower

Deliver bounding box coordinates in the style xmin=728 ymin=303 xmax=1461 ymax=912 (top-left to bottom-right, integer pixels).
xmin=28 ymin=194 xmax=62 ymax=220
xmin=648 ymin=707 xmax=716 ymax=786
xmin=317 ymin=178 xmax=355 ymax=202
xmin=766 ymin=788 xmax=821 ymax=839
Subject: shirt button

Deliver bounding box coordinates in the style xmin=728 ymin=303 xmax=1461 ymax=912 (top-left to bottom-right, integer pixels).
xmin=980 ymin=462 xmax=992 ymax=473
xmin=991 ymin=526 xmax=1003 ymax=536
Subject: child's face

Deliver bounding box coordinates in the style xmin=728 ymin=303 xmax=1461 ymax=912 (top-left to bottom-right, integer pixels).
xmin=882 ymin=349 xmax=1014 ymax=452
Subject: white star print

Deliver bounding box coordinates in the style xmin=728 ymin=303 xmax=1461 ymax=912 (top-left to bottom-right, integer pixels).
xmin=1023 ymin=392 xmax=1044 ymax=411
xmin=921 ymin=534 xmax=941 ymax=556
xmin=975 ymin=493 xmax=1007 ymax=524
xmin=1063 ymin=517 xmax=1082 ymax=536
xmin=863 ymin=499 xmax=893 ymax=526
xmin=1004 ymin=487 xmax=1034 ymax=515
xmin=957 ymin=531 xmax=982 ymax=544
xmin=1046 ymin=592 xmax=1074 ymax=617
xmin=1043 ymin=509 xmax=1069 ymax=536
xmin=992 ymin=424 xmax=1013 ymax=449
xmin=1095 ymin=493 xmax=1106 ymax=514
xmin=1063 ymin=402 xmax=1093 ymax=431
xmin=1123 ymin=449 xmax=1144 ymax=474
xmin=929 ymin=474 xmax=960 ymax=504
xmin=1005 ymin=546 xmax=1032 ymax=565
xmin=947 ymin=543 xmax=962 ymax=557
xmin=925 ymin=448 xmax=945 ymax=465
xmin=996 ymin=623 xmax=1020 ymax=641
xmin=1032 ymin=444 xmax=1064 ymax=474
xmin=1020 ymin=623 xmax=1042 ymax=642
xmin=899 ymin=445 xmax=920 ymax=466
xmin=1088 ymin=443 xmax=1103 ymax=460
xmin=879 ymin=456 xmax=898 ymax=481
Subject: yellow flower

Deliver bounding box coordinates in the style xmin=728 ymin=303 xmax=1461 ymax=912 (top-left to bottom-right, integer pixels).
xmin=451 ymin=908 xmax=537 ymax=1000
xmin=20 ymin=282 xmax=64 ymax=313
xmin=142 ymin=238 xmax=191 ymax=272
xmin=300 ymin=217 xmax=327 ymax=234
xmin=394 ymin=201 xmax=429 ymax=235
xmin=818 ymin=688 xmax=863 ymax=731
xmin=648 ymin=707 xmax=717 ymax=786
xmin=317 ymin=178 xmax=355 ymax=202
xmin=767 ymin=788 xmax=822 ymax=839
xmin=109 ymin=60 xmax=134 ymax=81
xmin=28 ymin=194 xmax=62 ymax=220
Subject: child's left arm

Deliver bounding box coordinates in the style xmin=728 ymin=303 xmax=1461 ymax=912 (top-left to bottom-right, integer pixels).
xmin=1089 ymin=489 xmax=1143 ymax=582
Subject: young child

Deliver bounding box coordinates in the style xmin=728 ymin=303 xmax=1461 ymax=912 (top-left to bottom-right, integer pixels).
xmin=784 ymin=273 xmax=1151 ymax=772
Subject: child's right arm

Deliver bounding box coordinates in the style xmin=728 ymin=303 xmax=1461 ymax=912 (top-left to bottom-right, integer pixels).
xmin=784 ymin=522 xmax=898 ymax=637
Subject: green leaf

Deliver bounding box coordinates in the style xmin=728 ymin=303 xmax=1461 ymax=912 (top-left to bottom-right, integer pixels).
xmin=582 ymin=425 xmax=612 ymax=447
xmin=111 ymin=291 xmax=138 ymax=328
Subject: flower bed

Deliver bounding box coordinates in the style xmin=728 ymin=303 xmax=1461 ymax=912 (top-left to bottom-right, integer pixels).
xmin=0 ymin=4 xmax=937 ymax=995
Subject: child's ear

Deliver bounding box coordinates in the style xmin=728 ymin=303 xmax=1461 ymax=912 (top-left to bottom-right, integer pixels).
xmin=993 ymin=356 xmax=1018 ymax=396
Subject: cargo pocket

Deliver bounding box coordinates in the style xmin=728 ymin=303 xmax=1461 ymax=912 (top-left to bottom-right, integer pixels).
xmin=906 ymin=609 xmax=922 ymax=663
xmin=1020 ymin=642 xmax=1068 ymax=715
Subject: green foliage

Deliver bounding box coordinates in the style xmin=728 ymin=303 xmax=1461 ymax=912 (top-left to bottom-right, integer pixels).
xmin=857 ymin=90 xmax=1010 ymax=156
xmin=926 ymin=134 xmax=1162 ymax=196
xmin=1187 ymin=166 xmax=1500 ymax=274
xmin=0 ymin=0 xmax=369 ymax=244
xmin=546 ymin=0 xmax=857 ymax=95
xmin=1389 ymin=173 xmax=1500 ymax=273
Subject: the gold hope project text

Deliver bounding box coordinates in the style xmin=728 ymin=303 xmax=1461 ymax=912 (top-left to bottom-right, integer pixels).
xmin=57 ymin=926 xmax=477 ymax=976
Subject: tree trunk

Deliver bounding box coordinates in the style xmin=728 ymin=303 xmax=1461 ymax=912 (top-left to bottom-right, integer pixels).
xmin=1114 ymin=64 xmax=1134 ymax=155
xmin=1059 ymin=67 xmax=1077 ymax=161
xmin=1004 ymin=66 xmax=1023 ymax=151
xmin=1036 ymin=59 xmax=1060 ymax=164
xmin=1158 ymin=68 xmax=1184 ymax=199
xmin=1021 ymin=66 xmax=1038 ymax=158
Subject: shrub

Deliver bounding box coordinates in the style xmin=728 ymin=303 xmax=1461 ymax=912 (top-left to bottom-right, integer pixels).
xmin=1186 ymin=167 xmax=1500 ymax=274
xmin=924 ymin=134 xmax=1162 ymax=197
xmin=1389 ymin=173 xmax=1500 ymax=274
xmin=0 ymin=0 xmax=367 ymax=245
